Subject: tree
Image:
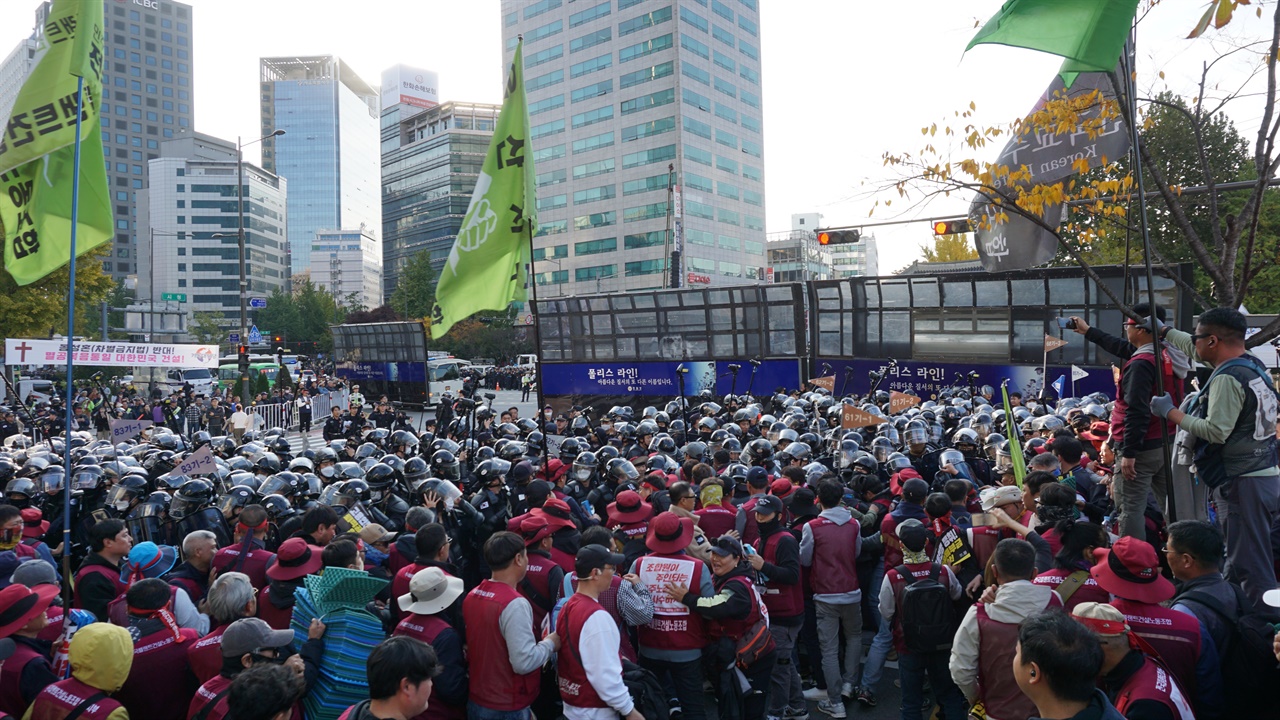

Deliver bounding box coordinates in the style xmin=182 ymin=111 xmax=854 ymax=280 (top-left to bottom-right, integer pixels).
xmin=0 ymin=248 xmax=115 ymax=340
xmin=345 ymin=305 xmax=403 ymax=324
xmin=431 ymin=308 xmax=534 ymax=361
xmin=388 ymin=249 xmax=437 ymax=321
xmin=920 ymin=234 xmax=979 ymax=263
xmin=188 ymin=312 xmax=226 ymax=344
xmin=879 ymin=3 xmax=1280 ymax=344
xmin=275 ymin=363 xmax=293 ymax=390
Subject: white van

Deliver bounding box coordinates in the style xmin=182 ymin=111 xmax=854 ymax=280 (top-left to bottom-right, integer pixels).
xmin=133 ymin=367 xmax=217 ymax=397
xmin=427 ymin=358 xmax=465 ymax=406
xmin=3 ymin=378 xmax=53 ymax=405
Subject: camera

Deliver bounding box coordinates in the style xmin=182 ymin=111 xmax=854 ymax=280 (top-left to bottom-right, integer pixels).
xmin=749 ymin=358 xmax=762 ymax=367
xmin=454 ymin=397 xmax=475 ymax=412
xmin=484 ymin=392 xmax=496 ymax=401
xmin=727 ymin=364 xmax=741 ymax=372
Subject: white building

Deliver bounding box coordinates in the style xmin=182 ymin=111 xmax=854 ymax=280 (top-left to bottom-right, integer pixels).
xmin=789 ymin=212 xmax=879 ymax=278
xmin=137 ymin=132 xmax=289 ymax=338
xmin=312 ymin=228 xmax=383 ymax=311
xmin=0 ymin=33 xmax=41 ymax=127
xmin=503 ymin=0 xmax=768 ymax=295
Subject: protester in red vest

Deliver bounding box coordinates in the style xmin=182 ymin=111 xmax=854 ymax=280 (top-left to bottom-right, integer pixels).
xmin=1032 ymin=519 xmax=1111 ymax=612
xmin=115 ymin=578 xmax=199 ymax=720
xmin=0 ymin=640 xmax=12 ymax=720
xmin=749 ymin=494 xmax=806 ymax=720
xmin=734 ymin=467 xmax=771 ymax=545
xmin=1068 ymin=306 xmax=1183 ymax=539
xmin=949 ymin=538 xmax=1062 ymax=720
xmin=338 ymin=636 xmax=440 ymax=720
xmin=211 ymin=505 xmax=275 ymax=592
xmin=10 ymin=560 xmax=63 ymax=644
xmin=635 ymin=512 xmax=712 ymax=720
xmin=1090 ymin=537 xmax=1222 ymax=716
xmin=224 ymin=664 xmax=302 ymax=720
xmin=461 ymin=532 xmax=559 ymax=719
xmin=258 ymin=538 xmax=323 ymax=630
xmin=73 ymin=519 xmax=131 ymax=622
xmin=800 ymin=478 xmax=863 ymax=718
xmin=395 ymin=567 xmax=467 ymax=720
xmin=188 ymin=616 xmax=321 ymax=720
xmin=0 ymin=582 xmax=59 ymax=717
xmin=605 ymin=491 xmax=653 ymax=570
xmin=1013 ymin=611 xmax=1126 ymax=720
xmin=517 ymin=517 xmax=564 ymax=636
xmin=0 ymin=508 xmax=36 ymax=567
xmin=167 ymin=530 xmax=217 ymax=607
xmin=388 ymin=507 xmax=436 ymax=577
xmin=189 ymin=571 xmax=257 ymax=684
xmin=24 ymin=623 xmax=132 ymax=720
xmin=1072 ymin=602 xmax=1196 ymax=720
xmin=390 ymin=524 xmax=454 ymax=627
xmin=117 ymin=541 xmax=208 ymax=634
xmin=694 ymin=480 xmax=736 ymax=540
xmin=556 ymin=545 xmax=642 ymax=720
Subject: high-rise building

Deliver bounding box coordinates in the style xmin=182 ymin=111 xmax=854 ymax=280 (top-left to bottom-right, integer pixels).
xmin=501 ymin=0 xmax=767 ymax=295
xmin=260 ymin=55 xmax=381 ymax=278
xmin=0 ymin=2 xmax=47 ymax=126
xmin=138 ymin=132 xmax=288 ymax=336
xmin=787 ymin=212 xmax=879 ymax=278
xmin=381 ymin=99 xmax=500 ymax=299
xmin=312 ymin=229 xmax=382 ymax=310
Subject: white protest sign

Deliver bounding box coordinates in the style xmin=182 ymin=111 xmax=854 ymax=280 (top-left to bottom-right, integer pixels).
xmin=109 ymin=418 xmax=152 ymax=441
xmin=635 ymin=556 xmax=695 ymax=616
xmin=162 ymin=445 xmax=216 ymax=478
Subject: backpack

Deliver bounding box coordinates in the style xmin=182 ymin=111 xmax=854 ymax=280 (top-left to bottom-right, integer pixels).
xmin=895 ymin=563 xmax=956 ymax=654
xmin=1178 ymin=586 xmax=1279 ymax=716
xmin=621 ymin=659 xmax=670 ymax=720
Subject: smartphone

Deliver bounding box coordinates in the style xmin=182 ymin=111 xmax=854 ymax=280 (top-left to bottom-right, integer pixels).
xmin=1056 ymin=317 xmax=1077 ymax=330
xmin=970 ymin=512 xmax=994 ymax=527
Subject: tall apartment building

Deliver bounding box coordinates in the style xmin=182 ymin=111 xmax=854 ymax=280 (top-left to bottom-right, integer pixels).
xmin=0 ymin=5 xmax=45 ymax=127
xmin=138 ymin=133 xmax=288 ymax=334
xmin=260 ymin=55 xmax=382 ymax=278
xmin=313 ymin=229 xmax=382 ymax=310
xmin=381 ymin=99 xmax=500 ymax=300
xmin=502 ymin=0 xmax=767 ymax=294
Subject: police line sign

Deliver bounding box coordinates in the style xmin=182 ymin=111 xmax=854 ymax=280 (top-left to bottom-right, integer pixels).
xmin=109 ymin=418 xmax=152 ymax=440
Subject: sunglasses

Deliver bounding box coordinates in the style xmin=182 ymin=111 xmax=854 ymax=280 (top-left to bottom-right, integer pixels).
xmin=1189 ymin=333 xmax=1215 ymax=344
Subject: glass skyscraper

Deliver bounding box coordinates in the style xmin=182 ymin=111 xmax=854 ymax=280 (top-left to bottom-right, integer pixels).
xmin=502 ymin=0 xmax=767 ymax=295
xmin=260 ymin=55 xmax=382 ymax=278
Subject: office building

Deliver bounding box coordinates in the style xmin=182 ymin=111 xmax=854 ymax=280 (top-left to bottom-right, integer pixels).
xmin=313 ymin=228 xmax=383 ymax=310
xmin=137 ymin=132 xmax=288 ymax=335
xmin=766 ymin=229 xmax=833 ymax=282
xmin=381 ymin=99 xmax=500 ymax=299
xmin=0 ymin=5 xmax=45 ymax=127
xmin=785 ymin=212 xmax=879 ymax=279
xmin=502 ymin=0 xmax=767 ymax=294
xmin=260 ymin=55 xmax=381 ymax=277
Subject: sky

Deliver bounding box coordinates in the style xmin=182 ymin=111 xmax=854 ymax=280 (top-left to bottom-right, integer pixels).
xmin=0 ymin=0 xmax=1273 ymax=273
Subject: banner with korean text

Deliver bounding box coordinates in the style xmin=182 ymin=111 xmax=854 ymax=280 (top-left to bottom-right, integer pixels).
xmin=5 ymin=339 xmax=219 ymax=368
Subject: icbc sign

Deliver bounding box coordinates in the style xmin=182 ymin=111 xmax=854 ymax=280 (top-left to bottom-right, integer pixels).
xmin=686 ymin=272 xmax=711 ymax=285
xmin=117 ymin=0 xmax=161 ymax=9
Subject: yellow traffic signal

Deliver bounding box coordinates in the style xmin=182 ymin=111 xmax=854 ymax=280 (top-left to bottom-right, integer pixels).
xmin=816 ymin=229 xmax=860 ymax=245
xmin=933 ymin=219 xmax=972 ymax=235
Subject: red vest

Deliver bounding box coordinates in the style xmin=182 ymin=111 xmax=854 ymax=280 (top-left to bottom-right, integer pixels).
xmin=1110 ymin=599 xmax=1202 ymax=699
xmin=706 ymin=575 xmax=764 ymax=640
xmin=549 ymin=546 xmax=576 ymax=573
xmin=13 ymin=543 xmax=35 ymax=561
xmin=974 ymin=595 xmax=1062 ymax=720
xmin=107 ymin=585 xmax=178 ymax=627
xmin=186 ymin=674 xmax=232 ymax=720
xmin=1032 ymin=569 xmax=1111 ymax=611
xmin=116 ymin=625 xmax=199 ymax=720
xmin=256 ymin=585 xmax=293 ymax=630
xmin=188 ymin=625 xmax=228 ymax=685
xmin=694 ymin=504 xmax=736 ymax=540
xmin=72 ymin=563 xmax=126 ymax=615
xmin=1110 ymin=352 xmax=1181 ymax=447
xmin=556 ymin=594 xmax=610 ymax=710
xmin=37 ymin=604 xmax=63 ymax=643
xmin=462 ymin=580 xmax=540 ymax=712
xmin=634 ymin=553 xmax=708 ymax=653
xmin=391 ymin=562 xmax=428 ymax=624
xmin=393 ymin=613 xmax=465 ymax=720
xmin=738 ymin=497 xmax=762 ymax=546
xmin=27 ymin=677 xmax=122 ymax=720
xmin=1113 ymin=655 xmax=1196 ymax=720
xmin=567 ymin=574 xmax=636 ymax=662
xmin=806 ymin=516 xmax=860 ymax=596
xmin=0 ymin=639 xmax=49 ymax=717
xmin=887 ymin=562 xmax=956 ymax=655
xmin=387 ymin=543 xmax=411 ymax=576
xmin=212 ymin=545 xmax=276 ymax=592
xmin=755 ymin=530 xmax=803 ymax=618
xmin=521 ymin=551 xmax=558 ymax=633
xmin=966 ymin=526 xmax=1010 ymax=576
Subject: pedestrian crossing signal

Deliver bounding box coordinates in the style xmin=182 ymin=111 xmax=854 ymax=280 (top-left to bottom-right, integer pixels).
xmin=933 ymin=219 xmax=972 ymax=235
xmin=816 ymin=229 xmax=861 ymax=245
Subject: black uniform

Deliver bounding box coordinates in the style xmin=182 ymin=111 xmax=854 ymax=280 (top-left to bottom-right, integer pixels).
xmin=322 ymin=414 xmax=345 ymax=442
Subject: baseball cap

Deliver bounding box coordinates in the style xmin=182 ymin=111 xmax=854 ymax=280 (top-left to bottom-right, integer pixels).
xmin=358 ymin=524 xmax=397 ymax=545
xmin=575 ymin=544 xmax=624 ymax=579
xmin=709 ymin=535 xmax=744 ymax=558
xmin=221 ymin=617 xmax=295 ymax=657
xmin=896 ymin=519 xmax=931 ymax=553
xmin=753 ymin=495 xmax=785 ymax=517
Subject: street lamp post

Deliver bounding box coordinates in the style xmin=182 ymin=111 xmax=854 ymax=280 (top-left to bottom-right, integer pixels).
xmin=214 ymin=129 xmax=285 ymax=406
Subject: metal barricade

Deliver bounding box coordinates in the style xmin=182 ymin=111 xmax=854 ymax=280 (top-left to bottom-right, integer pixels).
xmin=250 ymin=403 xmax=294 ymax=432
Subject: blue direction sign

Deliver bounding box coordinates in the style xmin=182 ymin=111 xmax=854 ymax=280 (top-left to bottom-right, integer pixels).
xmin=228 ymin=333 xmax=240 ymax=343
xmin=247 ymin=326 xmax=262 ymax=344
xmin=249 ymin=297 xmax=267 ymax=309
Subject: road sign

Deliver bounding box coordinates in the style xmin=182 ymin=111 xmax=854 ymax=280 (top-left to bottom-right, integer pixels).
xmin=249 ymin=297 xmax=267 ymax=309
xmin=247 ymin=326 xmax=262 ymax=344
xmin=160 ymin=293 xmax=187 ymax=302
xmin=228 ymin=333 xmax=240 ymax=343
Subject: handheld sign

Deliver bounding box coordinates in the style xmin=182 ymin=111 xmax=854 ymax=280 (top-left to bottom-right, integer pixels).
xmin=889 ymin=391 xmax=921 ymax=413
xmin=109 ymin=418 xmax=152 ymax=441
xmin=161 ymin=445 xmax=215 ymax=478
xmin=841 ymin=405 xmax=882 ymax=429
xmin=808 ymin=376 xmax=835 ymax=392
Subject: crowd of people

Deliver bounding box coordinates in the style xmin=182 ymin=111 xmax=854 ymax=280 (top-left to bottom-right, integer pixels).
xmin=0 ymin=305 xmax=1273 ymax=720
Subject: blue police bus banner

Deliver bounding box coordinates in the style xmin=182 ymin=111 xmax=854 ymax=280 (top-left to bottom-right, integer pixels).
xmin=540 ymin=359 xmax=802 ymax=414
xmin=815 ymin=358 xmax=1113 ymax=400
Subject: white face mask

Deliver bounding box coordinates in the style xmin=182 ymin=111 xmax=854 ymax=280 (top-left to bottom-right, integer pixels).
xmin=320 ymin=465 xmax=335 ymax=478
xmin=114 ymin=500 xmax=131 ymax=512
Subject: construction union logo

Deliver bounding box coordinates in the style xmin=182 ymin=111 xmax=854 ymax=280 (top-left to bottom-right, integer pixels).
xmin=448 ymin=172 xmax=497 ymax=273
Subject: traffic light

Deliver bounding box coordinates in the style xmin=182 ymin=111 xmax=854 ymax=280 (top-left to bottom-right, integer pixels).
xmin=272 ymin=335 xmax=283 ymax=344
xmin=816 ymin=229 xmax=861 ymax=245
xmin=932 ymin=219 xmax=972 ymax=235
xmin=237 ymin=344 xmax=250 ymax=374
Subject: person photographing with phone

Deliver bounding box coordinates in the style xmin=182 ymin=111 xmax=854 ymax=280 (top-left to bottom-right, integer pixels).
xmin=1065 ymin=305 xmax=1189 ymax=539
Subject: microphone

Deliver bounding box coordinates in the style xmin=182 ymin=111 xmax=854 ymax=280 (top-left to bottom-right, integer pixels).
xmin=886 ymin=358 xmax=898 ymax=367
xmin=749 ymin=358 xmax=762 ymax=367
xmin=727 ymin=364 xmax=741 ymax=371
xmin=821 ymin=363 xmax=832 ymax=375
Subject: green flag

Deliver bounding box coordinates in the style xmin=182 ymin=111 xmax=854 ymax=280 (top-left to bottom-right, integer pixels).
xmin=967 ymin=0 xmax=1139 ymax=83
xmin=431 ymin=40 xmax=536 ymax=339
xmin=0 ymin=0 xmax=111 ymax=286
xmin=1001 ymin=382 xmax=1027 ymax=488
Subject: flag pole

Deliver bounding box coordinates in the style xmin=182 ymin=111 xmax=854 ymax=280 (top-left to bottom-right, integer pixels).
xmin=60 ymin=72 xmax=86 ymax=601
xmin=526 ymin=224 xmax=548 ymax=469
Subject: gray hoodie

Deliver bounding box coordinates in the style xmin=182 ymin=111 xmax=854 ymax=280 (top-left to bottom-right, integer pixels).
xmin=949 ymin=579 xmax=1059 ymax=704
